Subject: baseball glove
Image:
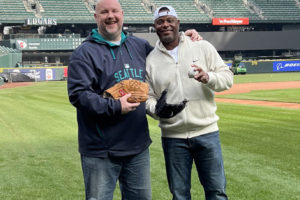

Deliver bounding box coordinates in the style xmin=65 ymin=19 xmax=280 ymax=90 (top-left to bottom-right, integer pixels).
xmin=103 ymin=79 xmax=149 ymax=103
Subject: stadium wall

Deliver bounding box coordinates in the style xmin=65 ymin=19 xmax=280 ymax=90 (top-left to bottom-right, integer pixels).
xmin=133 ymin=31 xmax=300 ymax=51
xmin=0 ymin=60 xmax=299 ymax=83
xmin=0 ymin=52 xmax=22 ymax=68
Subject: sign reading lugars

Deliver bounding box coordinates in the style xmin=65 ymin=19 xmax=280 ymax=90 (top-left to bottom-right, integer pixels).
xmin=26 ymin=18 xmax=57 ymax=26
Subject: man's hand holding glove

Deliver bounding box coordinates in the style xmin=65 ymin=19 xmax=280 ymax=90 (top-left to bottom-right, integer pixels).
xmin=155 ymin=89 xmax=188 ymax=118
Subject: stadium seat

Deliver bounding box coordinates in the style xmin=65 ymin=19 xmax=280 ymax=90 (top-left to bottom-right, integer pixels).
xmin=0 ymin=0 xmax=299 ymax=23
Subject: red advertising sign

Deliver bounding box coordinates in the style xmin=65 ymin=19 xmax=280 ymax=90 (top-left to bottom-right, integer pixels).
xmin=212 ymin=18 xmax=249 ymax=25
xmin=64 ymin=67 xmax=68 ymax=78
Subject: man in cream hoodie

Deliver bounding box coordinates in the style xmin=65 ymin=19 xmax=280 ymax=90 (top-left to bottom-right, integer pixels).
xmin=146 ymin=6 xmax=233 ymax=200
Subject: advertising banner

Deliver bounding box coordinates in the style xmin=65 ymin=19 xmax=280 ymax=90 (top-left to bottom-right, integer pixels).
xmin=45 ymin=68 xmax=53 ymax=80
xmin=212 ymin=18 xmax=249 ymax=25
xmin=273 ymin=60 xmax=300 ymax=72
xmin=6 ymin=68 xmax=57 ymax=81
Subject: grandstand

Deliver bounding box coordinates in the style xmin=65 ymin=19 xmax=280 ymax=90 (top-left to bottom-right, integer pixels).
xmin=152 ymin=0 xmax=210 ymax=22
xmin=0 ymin=0 xmax=35 ymax=23
xmin=201 ymin=0 xmax=261 ymax=21
xmin=1 ymin=0 xmax=300 ymax=24
xmin=38 ymin=0 xmax=93 ymax=23
xmin=120 ymin=0 xmax=153 ymax=23
xmin=253 ymin=0 xmax=300 ymax=21
xmin=0 ymin=0 xmax=300 ymax=71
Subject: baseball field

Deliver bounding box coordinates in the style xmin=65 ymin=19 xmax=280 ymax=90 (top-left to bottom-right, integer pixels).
xmin=0 ymin=72 xmax=300 ymax=199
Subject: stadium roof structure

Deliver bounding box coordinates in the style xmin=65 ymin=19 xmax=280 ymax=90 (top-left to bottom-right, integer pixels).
xmin=0 ymin=0 xmax=300 ymax=25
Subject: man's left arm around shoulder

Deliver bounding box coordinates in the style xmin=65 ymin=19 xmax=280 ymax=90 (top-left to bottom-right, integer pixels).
xmin=184 ymin=29 xmax=203 ymax=41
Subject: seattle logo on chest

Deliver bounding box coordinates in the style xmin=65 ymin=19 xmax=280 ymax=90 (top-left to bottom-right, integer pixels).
xmin=114 ymin=64 xmax=143 ymax=82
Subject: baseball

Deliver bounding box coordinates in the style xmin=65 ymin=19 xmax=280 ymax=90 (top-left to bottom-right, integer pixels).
xmin=188 ymin=67 xmax=197 ymax=78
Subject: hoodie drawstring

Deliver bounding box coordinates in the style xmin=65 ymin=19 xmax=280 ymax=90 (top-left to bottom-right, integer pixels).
xmin=109 ymin=48 xmax=116 ymax=60
xmin=124 ymin=43 xmax=133 ymax=60
xmin=109 ymin=43 xmax=133 ymax=60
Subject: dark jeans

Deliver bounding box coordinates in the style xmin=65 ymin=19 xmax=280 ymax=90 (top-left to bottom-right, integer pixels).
xmin=162 ymin=131 xmax=228 ymax=200
xmin=81 ymin=148 xmax=151 ymax=200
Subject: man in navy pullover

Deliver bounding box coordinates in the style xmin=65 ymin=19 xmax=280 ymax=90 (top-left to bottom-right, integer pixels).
xmin=68 ymin=0 xmax=152 ymax=199
xmin=68 ymin=0 xmax=201 ymax=199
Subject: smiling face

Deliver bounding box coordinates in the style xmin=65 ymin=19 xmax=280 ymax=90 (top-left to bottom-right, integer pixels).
xmin=154 ymin=10 xmax=180 ymax=50
xmin=94 ymin=0 xmax=124 ymax=41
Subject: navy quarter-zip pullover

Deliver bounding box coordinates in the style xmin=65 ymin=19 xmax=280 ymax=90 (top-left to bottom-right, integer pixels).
xmin=68 ymin=30 xmax=153 ymax=157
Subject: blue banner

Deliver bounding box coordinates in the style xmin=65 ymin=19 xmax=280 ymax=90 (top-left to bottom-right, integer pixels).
xmin=273 ymin=60 xmax=300 ymax=72
xmin=7 ymin=68 xmax=56 ymax=81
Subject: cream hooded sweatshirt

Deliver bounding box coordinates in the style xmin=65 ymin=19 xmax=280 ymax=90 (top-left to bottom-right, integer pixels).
xmin=146 ymin=33 xmax=233 ymax=138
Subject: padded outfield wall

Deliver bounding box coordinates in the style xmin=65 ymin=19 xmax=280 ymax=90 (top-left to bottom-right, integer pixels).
xmin=0 ymin=66 xmax=67 ymax=81
xmin=1 ymin=60 xmax=299 ymax=82
xmin=226 ymin=59 xmax=300 ymax=74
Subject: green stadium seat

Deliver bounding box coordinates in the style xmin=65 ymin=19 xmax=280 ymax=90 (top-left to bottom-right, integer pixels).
xmin=152 ymin=0 xmax=210 ymax=23
xmin=0 ymin=0 xmax=299 ymax=24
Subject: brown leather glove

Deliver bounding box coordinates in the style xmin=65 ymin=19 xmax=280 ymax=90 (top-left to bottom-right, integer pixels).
xmin=103 ymin=79 xmax=149 ymax=103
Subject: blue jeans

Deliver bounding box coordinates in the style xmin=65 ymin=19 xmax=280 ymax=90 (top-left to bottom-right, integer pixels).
xmin=81 ymin=148 xmax=151 ymax=200
xmin=162 ymin=131 xmax=227 ymax=200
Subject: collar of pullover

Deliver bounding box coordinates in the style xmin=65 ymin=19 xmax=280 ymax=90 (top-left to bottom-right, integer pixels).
xmin=91 ymin=29 xmax=127 ymax=47
xmin=91 ymin=29 xmax=132 ymax=60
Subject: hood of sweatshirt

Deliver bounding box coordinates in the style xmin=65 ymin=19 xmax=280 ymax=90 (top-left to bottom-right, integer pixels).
xmin=86 ymin=29 xmax=131 ymax=60
xmin=91 ymin=28 xmax=127 ymax=46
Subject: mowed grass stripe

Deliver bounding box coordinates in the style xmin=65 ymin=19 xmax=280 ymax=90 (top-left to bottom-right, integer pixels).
xmin=217 ymin=88 xmax=300 ymax=103
xmin=233 ymin=72 xmax=300 ymax=84
xmin=217 ymin=103 xmax=300 ymax=200
xmin=0 ymin=82 xmax=83 ymax=200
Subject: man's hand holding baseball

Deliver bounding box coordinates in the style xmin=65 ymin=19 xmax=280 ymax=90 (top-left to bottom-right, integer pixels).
xmin=192 ymin=65 xmax=209 ymax=84
xmin=120 ymin=93 xmax=140 ymax=114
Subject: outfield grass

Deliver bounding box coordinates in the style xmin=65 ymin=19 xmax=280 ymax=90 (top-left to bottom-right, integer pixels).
xmin=217 ymin=103 xmax=300 ymax=200
xmin=218 ymin=88 xmax=300 ymax=103
xmin=0 ymin=82 xmax=83 ymax=199
xmin=233 ymin=72 xmax=300 ymax=84
xmin=0 ymin=75 xmax=300 ymax=199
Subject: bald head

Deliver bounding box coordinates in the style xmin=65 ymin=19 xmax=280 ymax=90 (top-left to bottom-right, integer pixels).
xmin=95 ymin=0 xmax=121 ymax=13
xmin=94 ymin=0 xmax=124 ymax=41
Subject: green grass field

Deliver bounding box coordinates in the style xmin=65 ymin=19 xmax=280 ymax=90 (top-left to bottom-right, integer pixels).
xmin=232 ymin=72 xmax=300 ymax=83
xmin=1 ymin=73 xmax=300 ymax=199
xmin=218 ymin=88 xmax=300 ymax=103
